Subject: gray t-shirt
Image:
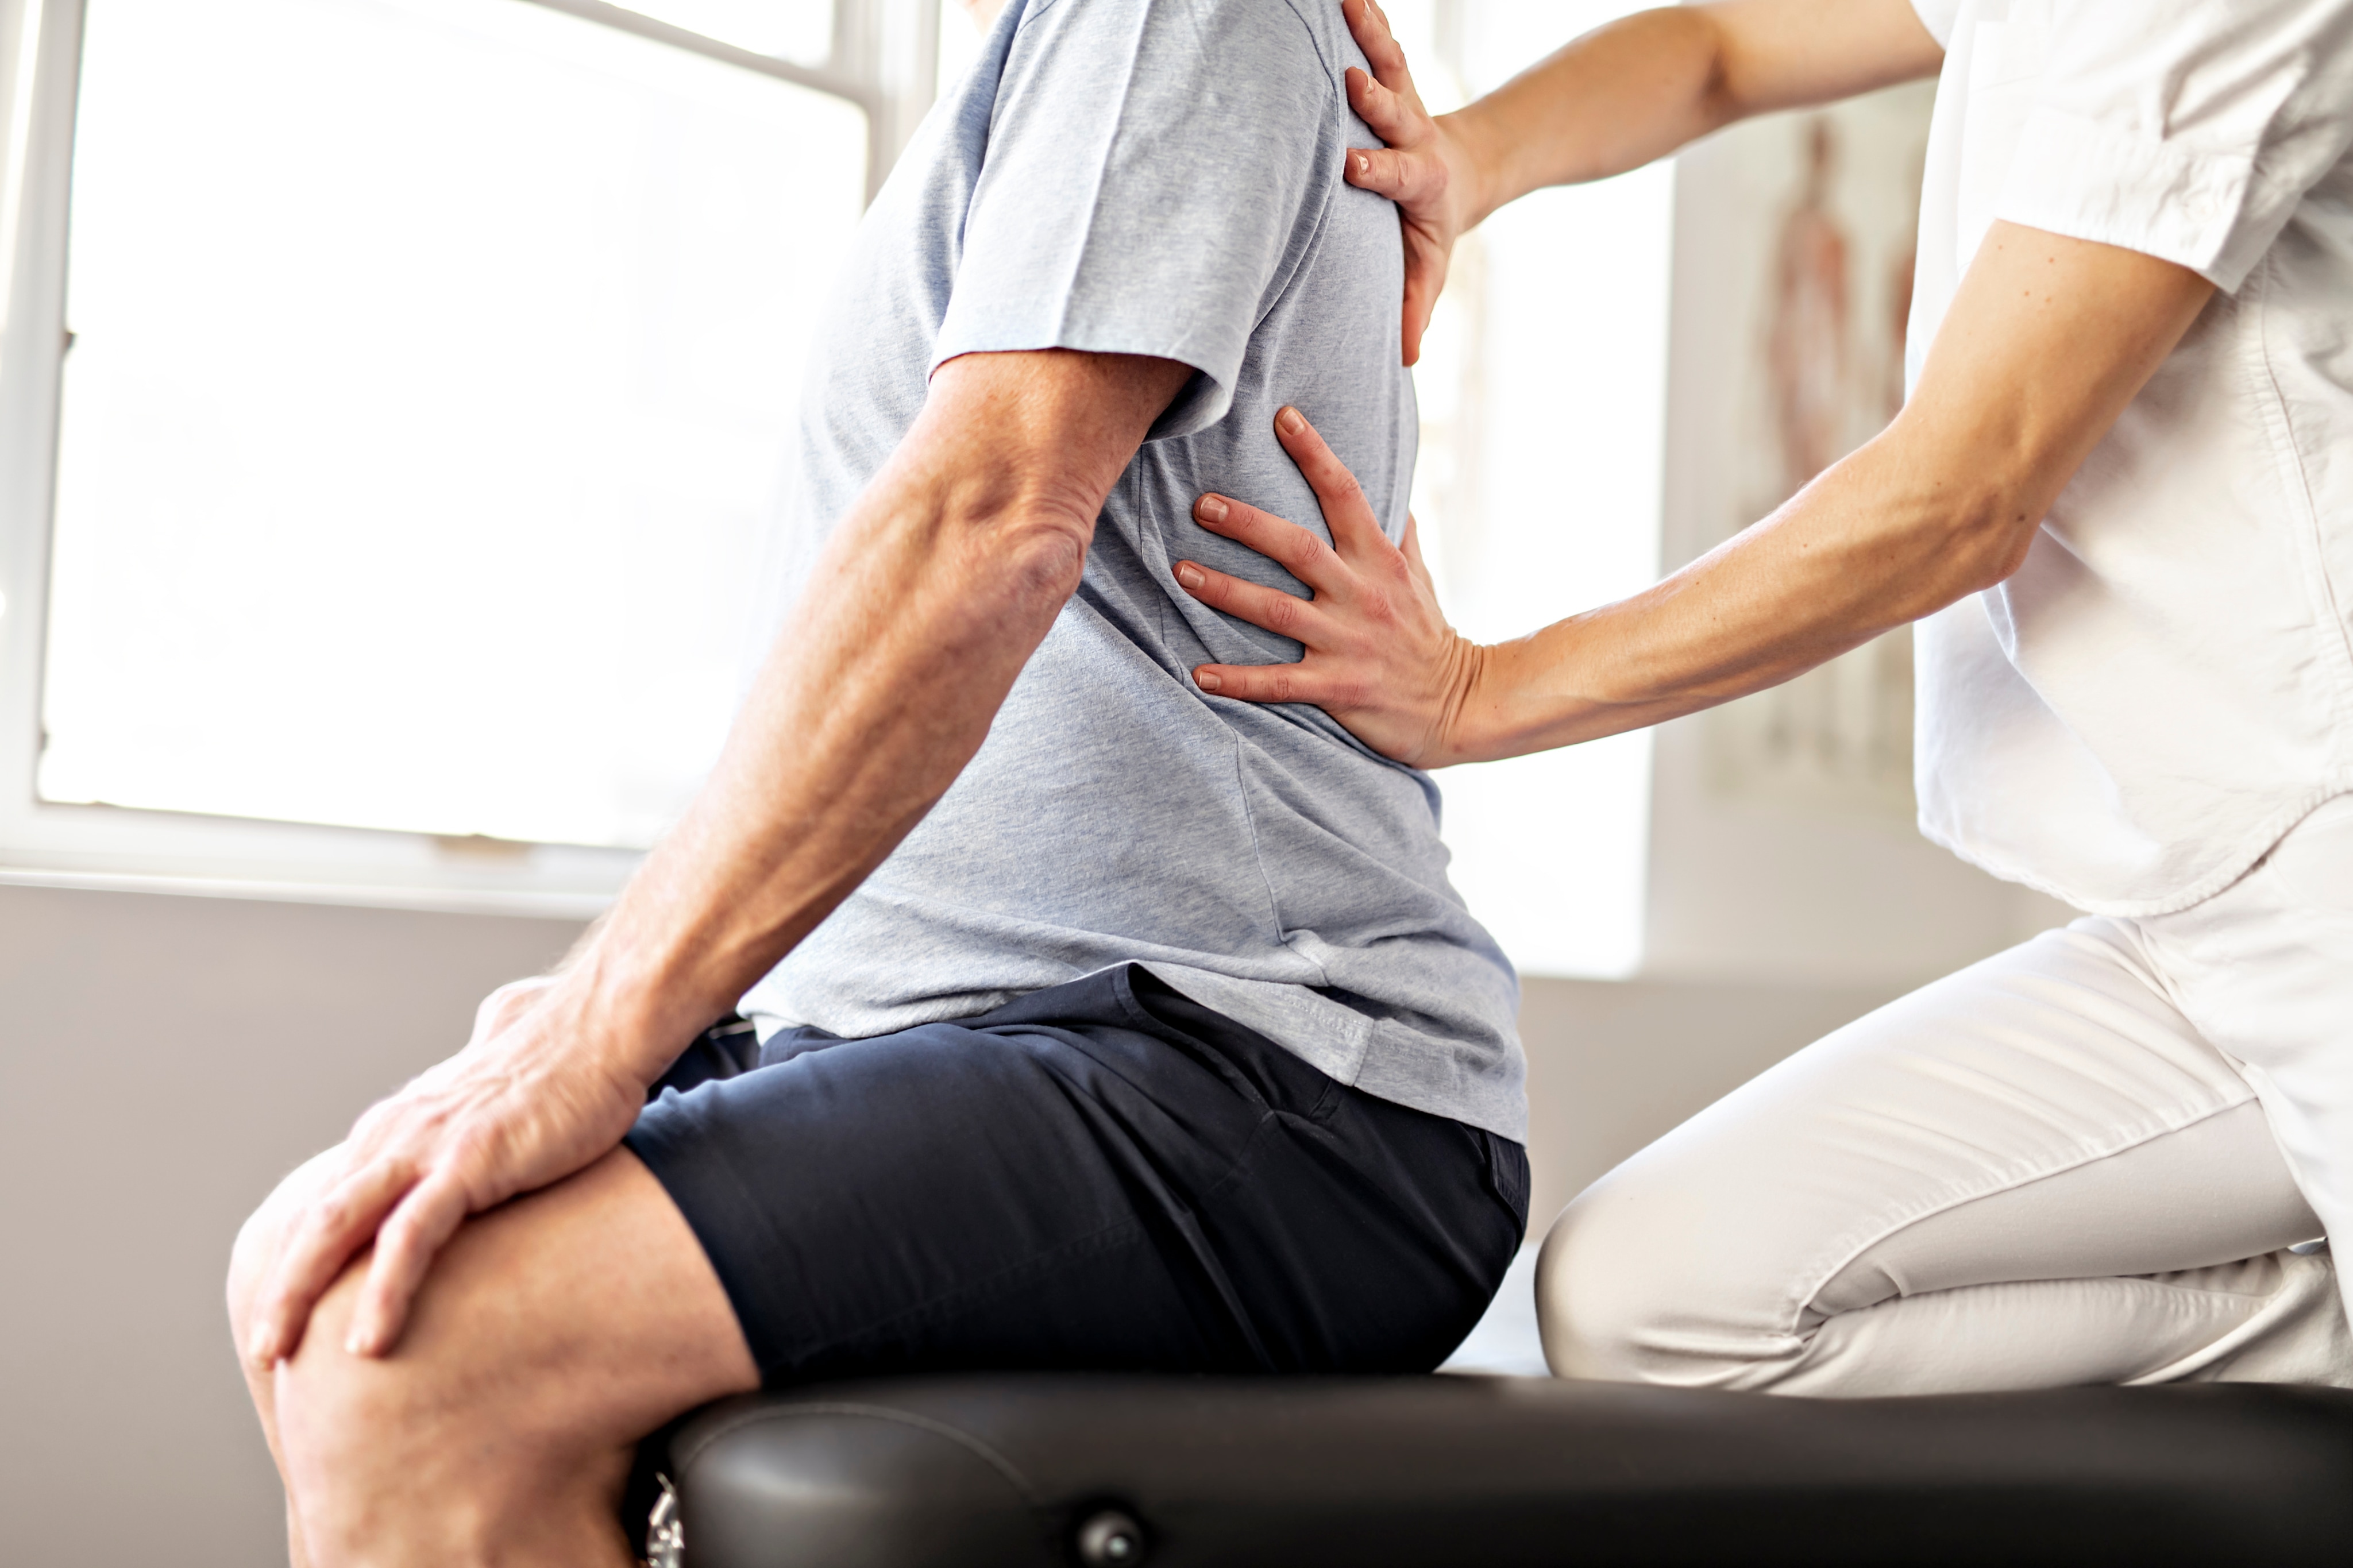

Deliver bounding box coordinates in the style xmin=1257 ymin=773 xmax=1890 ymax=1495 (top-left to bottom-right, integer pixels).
xmin=738 ymin=0 xmax=1525 ymax=1141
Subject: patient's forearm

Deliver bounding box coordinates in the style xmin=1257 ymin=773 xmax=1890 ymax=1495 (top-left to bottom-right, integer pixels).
xmin=1449 ymin=0 xmax=1941 ymax=223
xmin=562 ymin=351 xmax=1187 ymax=1079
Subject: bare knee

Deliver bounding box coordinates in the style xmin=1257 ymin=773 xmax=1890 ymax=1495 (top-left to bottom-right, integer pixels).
xmin=274 ymin=1250 xmax=623 ymax=1567
xmin=226 ymin=1198 xmax=283 ymax=1356
xmin=265 ymin=1151 xmax=745 ymax=1567
xmin=277 ymin=1275 xmax=473 ymax=1565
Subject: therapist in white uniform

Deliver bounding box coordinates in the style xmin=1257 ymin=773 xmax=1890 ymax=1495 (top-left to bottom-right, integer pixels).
xmin=1170 ymin=0 xmax=2353 ymax=1392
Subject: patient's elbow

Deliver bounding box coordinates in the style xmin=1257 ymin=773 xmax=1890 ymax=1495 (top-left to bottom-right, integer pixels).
xmin=950 ymin=497 xmax=1092 ymax=611
xmin=930 ymin=458 xmax=1100 ymax=612
xmin=998 ymin=516 xmax=1090 ymax=603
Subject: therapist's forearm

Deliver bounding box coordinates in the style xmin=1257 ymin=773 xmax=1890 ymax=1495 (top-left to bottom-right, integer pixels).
xmin=1440 ymin=223 xmax=2215 ymax=763
xmin=1450 ymin=431 xmax=1996 ymax=758
xmin=1446 ymin=0 xmax=1942 ymax=223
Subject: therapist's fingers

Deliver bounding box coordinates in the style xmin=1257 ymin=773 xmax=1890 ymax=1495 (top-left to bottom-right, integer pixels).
xmin=1401 ymin=512 xmax=1437 ymax=590
xmin=1343 ymin=63 xmax=1432 ymax=157
xmin=1272 ymin=407 xmax=1402 ymax=567
xmin=1172 ymin=561 xmax=1337 ymax=647
xmin=1190 ymin=492 xmax=1351 ymax=598
xmin=1187 ymin=657 xmax=1351 ymax=707
xmin=1344 ymin=85 xmax=1445 ymax=209
xmin=1348 ymin=0 xmax=1417 ymax=109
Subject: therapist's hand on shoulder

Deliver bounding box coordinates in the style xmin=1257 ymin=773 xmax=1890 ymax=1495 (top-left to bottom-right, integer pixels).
xmin=1175 ymin=406 xmax=1486 ymax=769
xmin=1337 ymin=0 xmax=1476 ymax=365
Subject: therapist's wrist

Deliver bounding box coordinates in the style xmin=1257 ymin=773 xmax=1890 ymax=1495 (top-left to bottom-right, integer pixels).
xmin=1425 ymin=636 xmax=1510 ymax=767
xmin=1440 ymin=627 xmax=1633 ymax=765
xmin=1438 ymin=105 xmax=1509 ymax=231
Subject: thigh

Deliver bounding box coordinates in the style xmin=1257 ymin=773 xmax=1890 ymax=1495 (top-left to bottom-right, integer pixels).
xmin=272 ymin=1148 xmax=758 ymax=1559
xmin=1537 ymin=920 xmax=2293 ymax=1380
xmin=2147 ymin=793 xmax=2353 ymax=1258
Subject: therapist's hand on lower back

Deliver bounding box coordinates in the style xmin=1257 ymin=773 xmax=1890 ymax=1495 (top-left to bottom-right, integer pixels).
xmin=1179 ymin=223 xmax=2214 ymax=766
xmin=1177 ymin=407 xmax=1484 ymax=769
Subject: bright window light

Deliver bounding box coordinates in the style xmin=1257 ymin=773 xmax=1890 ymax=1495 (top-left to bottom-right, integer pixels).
xmin=41 ymin=0 xmax=867 ymax=849
xmin=624 ymin=0 xmax=831 ymax=65
xmin=1398 ymin=1 xmax=1672 ymax=979
xmin=936 ymin=0 xmax=982 ymax=100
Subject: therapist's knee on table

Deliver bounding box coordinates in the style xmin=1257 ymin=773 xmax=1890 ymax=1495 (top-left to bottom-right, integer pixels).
xmin=1534 ymin=1162 xmax=1764 ymax=1386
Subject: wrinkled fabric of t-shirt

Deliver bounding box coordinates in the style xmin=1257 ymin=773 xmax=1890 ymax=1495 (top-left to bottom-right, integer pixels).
xmin=736 ymin=0 xmax=1527 ymax=1141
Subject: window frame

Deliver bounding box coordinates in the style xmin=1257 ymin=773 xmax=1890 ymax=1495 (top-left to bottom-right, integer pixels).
xmin=0 ymin=0 xmax=935 ymax=916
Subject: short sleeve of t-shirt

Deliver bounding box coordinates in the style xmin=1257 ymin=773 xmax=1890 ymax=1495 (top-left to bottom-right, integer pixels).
xmin=1996 ymin=0 xmax=2353 ymax=291
xmin=932 ymin=0 xmax=1337 ymax=438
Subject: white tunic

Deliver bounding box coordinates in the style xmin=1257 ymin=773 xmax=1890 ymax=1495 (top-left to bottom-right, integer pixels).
xmin=1904 ymin=0 xmax=2353 ymax=916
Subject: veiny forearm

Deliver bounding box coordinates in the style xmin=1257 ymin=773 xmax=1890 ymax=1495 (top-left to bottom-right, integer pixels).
xmin=1449 ymin=0 xmax=1942 ymax=222
xmin=1448 ymin=9 xmax=1725 ymax=219
xmin=558 ymin=352 xmax=1186 ymax=1078
xmin=574 ymin=496 xmax=1070 ymax=1068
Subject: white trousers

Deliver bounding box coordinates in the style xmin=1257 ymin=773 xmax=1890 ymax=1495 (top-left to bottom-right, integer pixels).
xmin=1537 ymin=795 xmax=2353 ymax=1395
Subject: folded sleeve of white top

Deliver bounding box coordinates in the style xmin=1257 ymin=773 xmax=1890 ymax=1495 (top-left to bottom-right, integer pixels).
xmin=1901 ymin=1 xmax=2353 ymax=917
xmin=1922 ymin=0 xmax=2353 ymax=290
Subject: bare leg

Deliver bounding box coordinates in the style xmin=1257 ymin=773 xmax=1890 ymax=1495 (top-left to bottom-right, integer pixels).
xmin=232 ymin=1147 xmax=756 ymax=1568
xmin=230 ymin=1151 xmax=344 ymax=1568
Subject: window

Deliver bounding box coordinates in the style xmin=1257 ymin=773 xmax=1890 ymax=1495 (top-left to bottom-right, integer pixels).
xmin=1388 ymin=1 xmax=1671 ymax=978
xmin=0 ymin=0 xmax=1668 ymax=974
xmin=0 ymin=0 xmax=931 ymax=911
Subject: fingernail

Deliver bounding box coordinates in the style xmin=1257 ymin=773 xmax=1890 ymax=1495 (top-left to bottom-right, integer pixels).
xmin=1278 ymin=407 xmax=1306 ymax=436
xmin=1176 ymin=563 xmax=1205 ymax=590
xmin=1197 ymin=672 xmax=1224 ymax=693
xmin=1197 ymin=495 xmax=1228 ymax=523
xmin=1355 ymin=152 xmax=1370 ymax=176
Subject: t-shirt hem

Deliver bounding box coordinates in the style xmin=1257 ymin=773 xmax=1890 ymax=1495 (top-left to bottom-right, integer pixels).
xmin=1141 ymin=961 xmax=1529 ymax=1144
xmin=745 ymin=961 xmax=1529 ymax=1145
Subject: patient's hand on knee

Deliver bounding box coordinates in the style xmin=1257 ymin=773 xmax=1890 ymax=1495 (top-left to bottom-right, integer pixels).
xmin=238 ymin=970 xmax=653 ymax=1371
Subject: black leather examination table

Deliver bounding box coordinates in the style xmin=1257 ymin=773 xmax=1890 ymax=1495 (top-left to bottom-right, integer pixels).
xmin=639 ymin=1374 xmax=2353 ymax=1566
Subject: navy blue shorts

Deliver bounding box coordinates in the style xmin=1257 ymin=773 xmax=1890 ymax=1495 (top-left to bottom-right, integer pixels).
xmin=623 ymin=965 xmax=1527 ymax=1384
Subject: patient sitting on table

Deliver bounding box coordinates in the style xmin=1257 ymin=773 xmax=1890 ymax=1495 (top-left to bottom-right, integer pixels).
xmin=226 ymin=1 xmax=1528 ymax=1562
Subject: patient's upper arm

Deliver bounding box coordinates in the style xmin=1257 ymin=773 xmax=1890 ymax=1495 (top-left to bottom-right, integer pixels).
xmin=900 ymin=349 xmax=1193 ymax=549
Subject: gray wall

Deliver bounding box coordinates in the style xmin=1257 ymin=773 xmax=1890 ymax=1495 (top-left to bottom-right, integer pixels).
xmin=0 ymin=883 xmax=582 ymax=1567
xmin=0 ymin=879 xmax=1927 ymax=1566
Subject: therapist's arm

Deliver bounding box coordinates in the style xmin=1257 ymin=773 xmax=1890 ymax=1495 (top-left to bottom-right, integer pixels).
xmin=244 ymin=349 xmax=1190 ymax=1365
xmin=1340 ymin=0 xmax=1942 ymax=361
xmin=1172 ymin=224 xmax=2213 ymax=767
